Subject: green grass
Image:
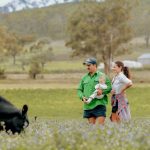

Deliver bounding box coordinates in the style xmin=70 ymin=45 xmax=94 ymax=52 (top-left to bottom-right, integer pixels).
xmin=44 ymin=60 xmax=85 ymax=73
xmin=0 ymin=89 xmax=82 ymax=119
xmin=0 ymin=60 xmax=85 ymax=73
xmin=0 ymin=87 xmax=149 ymax=150
xmin=0 ymin=86 xmax=149 ymax=119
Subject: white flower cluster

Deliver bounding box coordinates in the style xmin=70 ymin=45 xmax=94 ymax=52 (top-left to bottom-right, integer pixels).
xmin=0 ymin=118 xmax=149 ymax=150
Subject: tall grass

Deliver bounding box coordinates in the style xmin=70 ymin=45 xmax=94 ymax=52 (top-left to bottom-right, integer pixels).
xmin=0 ymin=87 xmax=149 ymax=150
xmin=0 ymin=119 xmax=149 ymax=150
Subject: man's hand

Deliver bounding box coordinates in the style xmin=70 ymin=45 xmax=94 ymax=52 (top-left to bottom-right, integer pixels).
xmin=97 ymin=89 xmax=102 ymax=96
xmin=82 ymin=97 xmax=88 ymax=103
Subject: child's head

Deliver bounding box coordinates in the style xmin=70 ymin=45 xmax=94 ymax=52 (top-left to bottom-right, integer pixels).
xmin=99 ymin=75 xmax=105 ymax=84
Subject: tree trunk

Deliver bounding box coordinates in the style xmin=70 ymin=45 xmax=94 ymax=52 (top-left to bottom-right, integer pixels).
xmin=41 ymin=63 xmax=45 ymax=71
xmin=102 ymin=50 xmax=110 ymax=76
xmin=145 ymin=35 xmax=149 ymax=48
xmin=104 ymin=61 xmax=109 ymax=75
xmin=108 ymin=33 xmax=113 ymax=76
xmin=108 ymin=48 xmax=112 ymax=76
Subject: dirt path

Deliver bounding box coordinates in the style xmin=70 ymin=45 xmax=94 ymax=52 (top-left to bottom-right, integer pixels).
xmin=0 ymin=72 xmax=149 ymax=89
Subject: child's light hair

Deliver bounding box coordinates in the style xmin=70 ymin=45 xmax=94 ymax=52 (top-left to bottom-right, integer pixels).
xmin=99 ymin=75 xmax=106 ymax=84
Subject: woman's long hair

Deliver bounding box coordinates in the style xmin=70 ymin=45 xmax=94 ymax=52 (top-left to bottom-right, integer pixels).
xmin=115 ymin=61 xmax=131 ymax=79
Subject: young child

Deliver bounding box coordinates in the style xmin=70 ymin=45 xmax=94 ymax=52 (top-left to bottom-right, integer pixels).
xmin=86 ymin=75 xmax=107 ymax=104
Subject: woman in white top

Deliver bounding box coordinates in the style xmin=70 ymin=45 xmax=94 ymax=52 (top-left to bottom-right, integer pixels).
xmin=110 ymin=61 xmax=133 ymax=122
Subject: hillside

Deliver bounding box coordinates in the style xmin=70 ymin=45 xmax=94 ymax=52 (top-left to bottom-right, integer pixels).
xmin=0 ymin=0 xmax=149 ymax=75
xmin=0 ymin=3 xmax=79 ymax=40
xmin=0 ymin=0 xmax=149 ymax=40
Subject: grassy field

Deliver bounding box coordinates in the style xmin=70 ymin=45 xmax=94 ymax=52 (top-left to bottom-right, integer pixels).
xmin=0 ymin=86 xmax=149 ymax=119
xmin=1 ymin=39 xmax=150 ymax=74
xmin=0 ymin=39 xmax=150 ymax=149
xmin=0 ymin=86 xmax=149 ymax=150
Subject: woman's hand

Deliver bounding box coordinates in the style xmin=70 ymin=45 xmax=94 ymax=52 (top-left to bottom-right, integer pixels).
xmin=120 ymin=82 xmax=132 ymax=94
xmin=111 ymin=89 xmax=115 ymax=95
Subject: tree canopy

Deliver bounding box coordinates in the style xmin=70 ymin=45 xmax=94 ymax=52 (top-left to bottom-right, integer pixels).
xmin=0 ymin=26 xmax=35 ymax=65
xmin=67 ymin=0 xmax=133 ymax=74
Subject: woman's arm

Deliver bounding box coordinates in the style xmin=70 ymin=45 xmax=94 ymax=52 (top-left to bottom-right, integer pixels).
xmin=120 ymin=82 xmax=133 ymax=94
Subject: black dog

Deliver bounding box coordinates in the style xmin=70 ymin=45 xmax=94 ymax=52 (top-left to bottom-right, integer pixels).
xmin=0 ymin=96 xmax=29 ymax=134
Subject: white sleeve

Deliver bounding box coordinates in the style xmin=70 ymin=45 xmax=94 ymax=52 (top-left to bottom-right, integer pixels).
xmin=119 ymin=74 xmax=132 ymax=84
xmin=95 ymin=84 xmax=100 ymax=89
xmin=99 ymin=84 xmax=107 ymax=89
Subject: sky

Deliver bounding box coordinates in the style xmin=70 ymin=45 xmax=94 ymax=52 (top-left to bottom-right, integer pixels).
xmin=0 ymin=0 xmax=12 ymax=6
xmin=0 ymin=0 xmax=65 ymax=7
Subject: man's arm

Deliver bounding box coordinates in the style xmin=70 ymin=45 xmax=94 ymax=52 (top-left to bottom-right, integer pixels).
xmin=77 ymin=79 xmax=84 ymax=100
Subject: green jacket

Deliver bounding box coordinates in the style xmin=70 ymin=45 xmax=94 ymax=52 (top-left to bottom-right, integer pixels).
xmin=77 ymin=71 xmax=112 ymax=110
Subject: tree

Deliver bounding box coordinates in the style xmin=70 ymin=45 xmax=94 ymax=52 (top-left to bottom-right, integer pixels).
xmin=4 ymin=33 xmax=23 ymax=65
xmin=31 ymin=47 xmax=54 ymax=70
xmin=0 ymin=26 xmax=21 ymax=64
xmin=64 ymin=0 xmax=69 ymax=2
xmin=0 ymin=26 xmax=9 ymax=53
xmin=130 ymin=1 xmax=150 ymax=48
xmin=29 ymin=61 xmax=41 ymax=79
xmin=0 ymin=26 xmax=34 ymax=65
xmin=142 ymin=11 xmax=150 ymax=48
xmin=66 ymin=0 xmax=133 ymax=75
xmin=27 ymin=38 xmax=53 ymax=71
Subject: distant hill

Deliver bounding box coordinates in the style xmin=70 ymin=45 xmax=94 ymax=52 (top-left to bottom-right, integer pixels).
xmin=0 ymin=0 xmax=149 ymax=40
xmin=0 ymin=3 xmax=79 ymax=40
xmin=0 ymin=0 xmax=76 ymax=13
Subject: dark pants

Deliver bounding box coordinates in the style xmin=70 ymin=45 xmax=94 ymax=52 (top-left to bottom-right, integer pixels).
xmin=83 ymin=105 xmax=106 ymax=118
xmin=112 ymin=100 xmax=118 ymax=113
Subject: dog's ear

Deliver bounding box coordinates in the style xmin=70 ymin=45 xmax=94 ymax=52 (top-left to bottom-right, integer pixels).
xmin=22 ymin=105 xmax=28 ymax=116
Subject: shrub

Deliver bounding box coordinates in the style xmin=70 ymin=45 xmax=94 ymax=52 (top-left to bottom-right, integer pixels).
xmin=0 ymin=68 xmax=6 ymax=79
xmin=29 ymin=62 xmax=41 ymax=79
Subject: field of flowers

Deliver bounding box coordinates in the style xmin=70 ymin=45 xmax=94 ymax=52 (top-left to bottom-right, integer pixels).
xmin=0 ymin=119 xmax=149 ymax=150
xmin=0 ymin=87 xmax=150 ymax=150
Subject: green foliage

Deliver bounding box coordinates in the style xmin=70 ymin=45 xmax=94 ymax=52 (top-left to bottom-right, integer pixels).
xmin=67 ymin=0 xmax=133 ymax=74
xmin=0 ymin=26 xmax=7 ymax=51
xmin=130 ymin=0 xmax=150 ymax=48
xmin=31 ymin=49 xmax=54 ymax=70
xmin=0 ymin=26 xmax=35 ymax=65
xmin=27 ymin=38 xmax=54 ymax=70
xmin=5 ymin=33 xmax=23 ymax=65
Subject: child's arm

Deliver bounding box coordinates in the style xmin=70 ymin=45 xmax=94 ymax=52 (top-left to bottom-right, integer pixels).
xmin=86 ymin=90 xmax=98 ymax=104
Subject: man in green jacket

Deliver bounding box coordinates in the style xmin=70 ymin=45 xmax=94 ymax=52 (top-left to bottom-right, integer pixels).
xmin=77 ymin=58 xmax=112 ymax=125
